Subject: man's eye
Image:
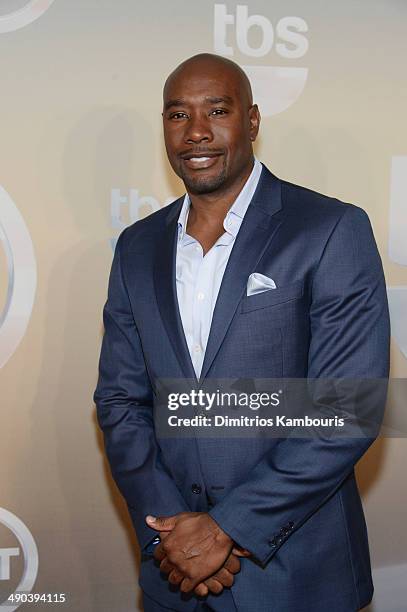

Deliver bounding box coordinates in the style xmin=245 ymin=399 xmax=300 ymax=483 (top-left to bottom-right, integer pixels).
xmin=211 ymin=109 xmax=227 ymax=116
xmin=170 ymin=112 xmax=188 ymax=120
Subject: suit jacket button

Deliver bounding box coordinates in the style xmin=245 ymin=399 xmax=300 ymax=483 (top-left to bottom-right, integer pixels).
xmin=191 ymin=483 xmax=202 ymax=494
xmin=288 ymin=521 xmax=294 ymax=529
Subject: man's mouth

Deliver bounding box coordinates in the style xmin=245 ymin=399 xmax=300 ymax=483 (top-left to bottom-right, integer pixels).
xmin=180 ymin=152 xmax=223 ymax=170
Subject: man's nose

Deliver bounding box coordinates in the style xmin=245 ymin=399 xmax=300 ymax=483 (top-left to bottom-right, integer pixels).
xmin=184 ymin=114 xmax=213 ymax=144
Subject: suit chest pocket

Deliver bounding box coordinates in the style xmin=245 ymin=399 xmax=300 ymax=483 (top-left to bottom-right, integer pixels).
xmin=240 ymin=280 xmax=304 ymax=313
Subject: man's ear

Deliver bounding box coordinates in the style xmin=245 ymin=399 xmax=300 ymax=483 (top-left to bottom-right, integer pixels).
xmin=249 ymin=104 xmax=261 ymax=142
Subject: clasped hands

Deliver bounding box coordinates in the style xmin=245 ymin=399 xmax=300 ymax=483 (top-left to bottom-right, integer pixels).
xmin=145 ymin=512 xmax=250 ymax=597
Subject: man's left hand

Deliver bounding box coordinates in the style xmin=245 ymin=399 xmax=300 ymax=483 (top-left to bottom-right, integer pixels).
xmin=145 ymin=512 xmax=234 ymax=593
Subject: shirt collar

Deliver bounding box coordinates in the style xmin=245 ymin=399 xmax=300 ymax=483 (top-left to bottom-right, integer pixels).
xmin=177 ymin=158 xmax=263 ymax=242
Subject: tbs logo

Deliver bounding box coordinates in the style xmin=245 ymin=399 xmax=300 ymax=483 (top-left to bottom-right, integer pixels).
xmin=110 ymin=189 xmax=175 ymax=250
xmin=214 ymin=4 xmax=309 ymax=116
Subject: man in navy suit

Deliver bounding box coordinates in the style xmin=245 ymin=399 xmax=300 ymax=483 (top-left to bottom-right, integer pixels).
xmin=94 ymin=54 xmax=390 ymax=611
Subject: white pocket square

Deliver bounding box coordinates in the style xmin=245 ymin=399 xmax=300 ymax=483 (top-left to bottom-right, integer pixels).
xmin=247 ymin=272 xmax=277 ymax=296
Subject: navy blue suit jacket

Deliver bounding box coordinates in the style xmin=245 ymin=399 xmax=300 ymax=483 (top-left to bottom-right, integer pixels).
xmin=94 ymin=165 xmax=390 ymax=612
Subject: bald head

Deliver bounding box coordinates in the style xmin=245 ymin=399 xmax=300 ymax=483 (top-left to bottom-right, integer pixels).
xmin=162 ymin=53 xmax=260 ymax=197
xmin=163 ymin=53 xmax=253 ymax=108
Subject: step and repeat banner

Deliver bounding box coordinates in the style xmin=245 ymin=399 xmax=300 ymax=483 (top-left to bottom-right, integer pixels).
xmin=0 ymin=1 xmax=406 ymax=610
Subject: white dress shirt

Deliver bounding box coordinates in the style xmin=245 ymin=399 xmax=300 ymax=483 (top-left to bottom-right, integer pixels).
xmin=176 ymin=158 xmax=263 ymax=378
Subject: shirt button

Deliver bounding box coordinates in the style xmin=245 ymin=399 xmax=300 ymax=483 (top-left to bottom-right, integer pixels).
xmin=195 ymin=245 xmax=200 ymax=252
xmin=194 ymin=344 xmax=202 ymax=353
xmin=197 ymin=292 xmax=205 ymax=301
xmin=191 ymin=483 xmax=202 ymax=494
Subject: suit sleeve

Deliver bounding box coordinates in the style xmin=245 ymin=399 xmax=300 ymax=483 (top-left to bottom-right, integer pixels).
xmin=209 ymin=204 xmax=390 ymax=566
xmin=93 ymin=229 xmax=190 ymax=552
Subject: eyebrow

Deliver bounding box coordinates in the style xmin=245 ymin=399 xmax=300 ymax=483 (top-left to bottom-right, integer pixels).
xmin=164 ymin=99 xmax=187 ymax=111
xmin=164 ymin=95 xmax=234 ymax=111
xmin=204 ymin=96 xmax=234 ymax=105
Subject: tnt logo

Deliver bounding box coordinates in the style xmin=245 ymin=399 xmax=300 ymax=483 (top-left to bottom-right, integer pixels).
xmin=110 ymin=189 xmax=176 ymax=250
xmin=214 ymin=4 xmax=309 ymax=116
xmin=0 ymin=508 xmax=38 ymax=611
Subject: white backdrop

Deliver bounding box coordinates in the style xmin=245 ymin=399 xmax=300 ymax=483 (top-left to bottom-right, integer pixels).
xmin=0 ymin=1 xmax=406 ymax=610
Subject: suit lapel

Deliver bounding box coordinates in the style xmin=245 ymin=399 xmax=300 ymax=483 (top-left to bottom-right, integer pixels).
xmin=199 ymin=167 xmax=283 ymax=381
xmin=153 ymin=197 xmax=199 ymax=382
xmin=153 ymin=166 xmax=284 ymax=384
